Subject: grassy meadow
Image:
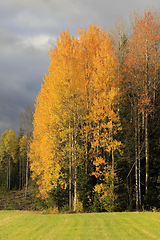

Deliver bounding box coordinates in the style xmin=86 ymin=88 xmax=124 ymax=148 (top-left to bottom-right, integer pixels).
xmin=0 ymin=211 xmax=160 ymax=240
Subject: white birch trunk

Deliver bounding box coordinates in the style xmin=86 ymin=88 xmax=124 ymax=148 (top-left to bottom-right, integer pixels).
xmin=74 ymin=102 xmax=77 ymax=211
xmin=69 ymin=121 xmax=72 ymax=210
xmin=134 ymin=108 xmax=139 ymax=211
xmin=145 ymin=111 xmax=149 ymax=196
xmin=25 ymin=142 xmax=29 ymax=197
xmin=9 ymin=157 xmax=10 ymax=191
xmin=138 ymin=112 xmax=141 ymax=206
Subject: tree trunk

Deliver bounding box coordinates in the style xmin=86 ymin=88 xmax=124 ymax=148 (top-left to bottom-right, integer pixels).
xmin=111 ymin=119 xmax=115 ymax=212
xmin=85 ymin=127 xmax=88 ymax=174
xmin=138 ymin=112 xmax=141 ymax=207
xmin=96 ymin=121 xmax=100 ymax=155
xmin=145 ymin=110 xmax=149 ymax=196
xmin=111 ymin=146 xmax=115 ymax=212
xmin=7 ymin=160 xmax=9 ymax=189
xmin=145 ymin=39 xmax=149 ymax=197
xmin=69 ymin=121 xmax=72 ymax=211
xmin=19 ymin=156 xmax=21 ymax=190
xmin=130 ymin=167 xmax=132 ymax=210
xmin=25 ymin=142 xmax=29 ymax=197
xmin=134 ymin=108 xmax=138 ymax=211
xmin=9 ymin=157 xmax=11 ymax=191
xmin=74 ymin=102 xmax=77 ymax=211
xmin=142 ymin=111 xmax=144 ymax=133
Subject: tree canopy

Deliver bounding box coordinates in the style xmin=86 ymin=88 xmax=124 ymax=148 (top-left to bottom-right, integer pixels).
xmin=0 ymin=8 xmax=160 ymax=212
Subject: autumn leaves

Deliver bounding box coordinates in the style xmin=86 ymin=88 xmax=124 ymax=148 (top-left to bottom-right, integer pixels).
xmin=29 ymin=10 xmax=160 ymax=211
xmin=0 ymin=130 xmax=18 ymax=190
xmin=124 ymin=11 xmax=160 ymax=210
xmin=29 ymin=24 xmax=121 ymax=210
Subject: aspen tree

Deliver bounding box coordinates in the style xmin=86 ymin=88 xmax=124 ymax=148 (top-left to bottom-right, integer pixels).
xmin=0 ymin=130 xmax=18 ymax=190
xmin=30 ymin=24 xmax=122 ymax=210
xmin=20 ymin=105 xmax=33 ymax=197
xmin=124 ymin=10 xmax=160 ymax=207
xmin=19 ymin=135 xmax=28 ymax=189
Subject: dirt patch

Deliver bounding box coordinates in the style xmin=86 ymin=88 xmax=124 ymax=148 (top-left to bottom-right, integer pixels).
xmin=0 ymin=190 xmax=43 ymax=211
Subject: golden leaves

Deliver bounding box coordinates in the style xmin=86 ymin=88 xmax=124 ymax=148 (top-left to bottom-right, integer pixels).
xmin=92 ymin=158 xmax=118 ymax=211
xmin=0 ymin=129 xmax=18 ymax=161
xmin=29 ymin=24 xmax=122 ymax=200
xmin=19 ymin=135 xmax=27 ymax=157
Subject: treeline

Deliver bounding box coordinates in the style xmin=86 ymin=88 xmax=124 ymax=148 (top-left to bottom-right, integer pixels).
xmin=0 ymin=8 xmax=160 ymax=212
xmin=0 ymin=105 xmax=33 ymax=196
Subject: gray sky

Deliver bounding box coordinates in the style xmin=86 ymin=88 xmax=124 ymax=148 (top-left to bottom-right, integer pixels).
xmin=0 ymin=0 xmax=159 ymax=137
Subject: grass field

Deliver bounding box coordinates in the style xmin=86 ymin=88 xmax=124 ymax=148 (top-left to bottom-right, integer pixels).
xmin=0 ymin=211 xmax=160 ymax=240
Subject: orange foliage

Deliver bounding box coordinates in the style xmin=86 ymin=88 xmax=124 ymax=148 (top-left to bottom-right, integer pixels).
xmin=124 ymin=11 xmax=160 ymax=112
xmin=29 ymin=24 xmax=122 ymax=200
xmin=92 ymin=157 xmax=118 ymax=211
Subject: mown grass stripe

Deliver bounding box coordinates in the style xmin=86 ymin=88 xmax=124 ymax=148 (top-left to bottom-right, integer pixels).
xmin=0 ymin=211 xmax=160 ymax=240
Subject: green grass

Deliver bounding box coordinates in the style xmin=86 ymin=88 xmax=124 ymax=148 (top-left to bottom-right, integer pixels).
xmin=0 ymin=211 xmax=160 ymax=240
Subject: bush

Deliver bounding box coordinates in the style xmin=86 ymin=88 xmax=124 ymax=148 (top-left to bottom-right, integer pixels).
xmin=50 ymin=206 xmax=59 ymax=214
xmin=61 ymin=204 xmax=69 ymax=213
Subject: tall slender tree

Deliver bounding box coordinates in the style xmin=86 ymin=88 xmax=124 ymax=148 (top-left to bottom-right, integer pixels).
xmin=124 ymin=10 xmax=160 ymax=207
xmin=0 ymin=130 xmax=18 ymax=190
xmin=19 ymin=105 xmax=34 ymax=197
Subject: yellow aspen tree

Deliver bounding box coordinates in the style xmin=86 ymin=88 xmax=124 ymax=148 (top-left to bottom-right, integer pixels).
xmin=0 ymin=129 xmax=18 ymax=190
xmin=49 ymin=31 xmax=85 ymax=210
xmin=30 ymin=24 xmax=122 ymax=211
xmin=92 ymin=156 xmax=118 ymax=212
xmin=89 ymin=30 xmax=121 ymax=211
xmin=91 ymin=31 xmax=121 ymax=155
xmin=78 ymin=24 xmax=106 ymax=172
xmin=30 ymin=30 xmax=84 ymax=204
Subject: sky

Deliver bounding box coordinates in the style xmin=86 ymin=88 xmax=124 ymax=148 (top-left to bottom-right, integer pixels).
xmin=0 ymin=0 xmax=159 ymax=137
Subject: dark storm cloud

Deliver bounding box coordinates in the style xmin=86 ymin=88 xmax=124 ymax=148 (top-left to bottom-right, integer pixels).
xmin=0 ymin=0 xmax=159 ymax=136
xmin=0 ymin=27 xmax=55 ymax=135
